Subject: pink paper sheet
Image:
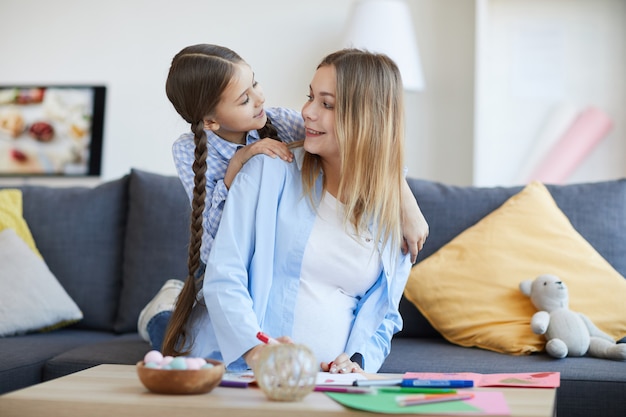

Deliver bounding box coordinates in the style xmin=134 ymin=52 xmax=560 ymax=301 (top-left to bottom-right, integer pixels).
xmin=403 ymin=372 xmax=560 ymax=388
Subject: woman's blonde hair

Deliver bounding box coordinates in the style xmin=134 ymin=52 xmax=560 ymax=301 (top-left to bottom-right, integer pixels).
xmin=300 ymin=49 xmax=405 ymax=251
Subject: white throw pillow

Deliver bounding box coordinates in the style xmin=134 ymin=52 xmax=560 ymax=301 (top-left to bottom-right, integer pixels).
xmin=0 ymin=228 xmax=82 ymax=336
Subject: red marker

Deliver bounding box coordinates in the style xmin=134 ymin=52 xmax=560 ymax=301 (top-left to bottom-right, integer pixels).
xmin=256 ymin=331 xmax=280 ymax=345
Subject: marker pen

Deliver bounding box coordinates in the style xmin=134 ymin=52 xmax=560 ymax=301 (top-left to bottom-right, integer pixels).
xmin=353 ymin=379 xmax=403 ymax=387
xmin=396 ymin=393 xmax=474 ymax=407
xmin=379 ymin=387 xmax=457 ymax=394
xmin=256 ymin=331 xmax=280 ymax=345
xmin=314 ymin=385 xmax=373 ymax=394
xmin=401 ymin=379 xmax=474 ymax=388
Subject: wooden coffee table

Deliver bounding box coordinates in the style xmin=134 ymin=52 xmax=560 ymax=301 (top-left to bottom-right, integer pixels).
xmin=0 ymin=364 xmax=556 ymax=417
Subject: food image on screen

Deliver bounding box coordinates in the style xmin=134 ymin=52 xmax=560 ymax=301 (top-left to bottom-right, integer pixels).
xmin=0 ymin=86 xmax=105 ymax=176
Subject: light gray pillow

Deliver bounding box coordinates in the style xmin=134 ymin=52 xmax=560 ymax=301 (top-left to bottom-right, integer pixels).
xmin=17 ymin=175 xmax=128 ymax=331
xmin=0 ymin=228 xmax=82 ymax=337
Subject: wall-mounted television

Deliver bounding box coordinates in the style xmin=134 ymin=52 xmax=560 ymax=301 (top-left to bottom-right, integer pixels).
xmin=0 ymin=85 xmax=105 ymax=177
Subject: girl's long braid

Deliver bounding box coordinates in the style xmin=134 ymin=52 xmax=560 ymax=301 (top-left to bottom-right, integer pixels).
xmin=161 ymin=121 xmax=208 ymax=356
xmin=188 ymin=120 xmax=208 ymax=284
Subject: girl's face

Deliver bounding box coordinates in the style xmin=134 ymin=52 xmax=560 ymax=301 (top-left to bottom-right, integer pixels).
xmin=205 ymin=63 xmax=267 ymax=144
xmin=301 ymin=65 xmax=339 ymax=165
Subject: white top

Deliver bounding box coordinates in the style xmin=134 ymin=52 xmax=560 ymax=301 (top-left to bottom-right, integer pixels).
xmin=292 ymin=192 xmax=382 ymax=365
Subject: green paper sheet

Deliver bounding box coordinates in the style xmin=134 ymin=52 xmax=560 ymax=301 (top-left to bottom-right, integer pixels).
xmin=326 ymin=391 xmax=481 ymax=414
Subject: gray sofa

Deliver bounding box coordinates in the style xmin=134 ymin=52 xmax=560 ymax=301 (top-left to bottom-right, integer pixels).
xmin=1 ymin=168 xmax=624 ymax=417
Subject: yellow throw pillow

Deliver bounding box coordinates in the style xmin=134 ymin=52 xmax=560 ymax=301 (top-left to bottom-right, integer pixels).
xmin=0 ymin=189 xmax=41 ymax=257
xmin=404 ymin=181 xmax=626 ymax=355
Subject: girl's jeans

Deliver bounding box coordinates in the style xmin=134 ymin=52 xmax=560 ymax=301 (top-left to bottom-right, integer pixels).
xmin=146 ymin=310 xmax=172 ymax=351
xmin=147 ymin=262 xmax=205 ymax=351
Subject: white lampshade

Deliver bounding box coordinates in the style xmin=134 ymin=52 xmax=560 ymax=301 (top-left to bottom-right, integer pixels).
xmin=342 ymin=0 xmax=425 ymax=91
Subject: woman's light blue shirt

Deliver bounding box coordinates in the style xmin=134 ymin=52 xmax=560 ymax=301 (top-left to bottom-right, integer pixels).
xmin=188 ymin=148 xmax=411 ymax=373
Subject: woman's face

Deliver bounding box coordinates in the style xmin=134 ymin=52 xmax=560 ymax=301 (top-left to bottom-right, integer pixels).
xmin=205 ymin=63 xmax=267 ymax=144
xmin=301 ymin=65 xmax=339 ymax=164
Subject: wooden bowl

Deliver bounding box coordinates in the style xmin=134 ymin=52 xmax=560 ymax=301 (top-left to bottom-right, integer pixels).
xmin=136 ymin=359 xmax=225 ymax=395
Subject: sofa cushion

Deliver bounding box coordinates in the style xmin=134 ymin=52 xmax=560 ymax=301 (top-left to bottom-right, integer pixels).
xmin=400 ymin=178 xmax=626 ymax=338
xmin=114 ymin=169 xmax=190 ymax=333
xmin=16 ymin=176 xmax=129 ymax=331
xmin=0 ymin=229 xmax=82 ymax=336
xmin=0 ymin=329 xmax=116 ymax=394
xmin=403 ymin=181 xmax=626 ymax=355
xmin=43 ymin=333 xmax=148 ymax=381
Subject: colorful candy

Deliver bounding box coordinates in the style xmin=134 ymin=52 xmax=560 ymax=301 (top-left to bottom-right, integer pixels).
xmin=142 ymin=350 xmax=214 ymax=370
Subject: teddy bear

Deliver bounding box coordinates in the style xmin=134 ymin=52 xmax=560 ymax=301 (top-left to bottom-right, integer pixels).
xmin=519 ymin=274 xmax=626 ymax=360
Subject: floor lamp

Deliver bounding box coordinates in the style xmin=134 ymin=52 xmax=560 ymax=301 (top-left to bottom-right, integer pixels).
xmin=342 ymin=0 xmax=425 ymax=92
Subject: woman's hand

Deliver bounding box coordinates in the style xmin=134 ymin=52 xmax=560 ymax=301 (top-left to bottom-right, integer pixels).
xmin=224 ymin=139 xmax=293 ymax=189
xmin=243 ymin=335 xmax=293 ymax=369
xmin=321 ymin=353 xmax=364 ymax=374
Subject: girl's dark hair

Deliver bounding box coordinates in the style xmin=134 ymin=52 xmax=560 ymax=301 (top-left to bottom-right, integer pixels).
xmin=257 ymin=116 xmax=279 ymax=141
xmin=161 ymin=44 xmax=277 ymax=355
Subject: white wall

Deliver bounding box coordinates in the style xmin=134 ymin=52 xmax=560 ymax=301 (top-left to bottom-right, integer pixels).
xmin=474 ymin=0 xmax=626 ymax=187
xmin=0 ymin=0 xmax=476 ymax=185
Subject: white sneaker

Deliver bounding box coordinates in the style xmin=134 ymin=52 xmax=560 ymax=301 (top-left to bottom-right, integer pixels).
xmin=137 ymin=279 xmax=184 ymax=342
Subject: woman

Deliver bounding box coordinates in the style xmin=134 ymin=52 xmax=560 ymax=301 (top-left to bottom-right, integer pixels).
xmin=182 ymin=49 xmax=412 ymax=374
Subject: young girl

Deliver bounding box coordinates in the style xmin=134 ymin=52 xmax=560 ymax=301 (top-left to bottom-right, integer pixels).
xmin=137 ymin=44 xmax=304 ymax=347
xmin=172 ymin=48 xmax=414 ymax=374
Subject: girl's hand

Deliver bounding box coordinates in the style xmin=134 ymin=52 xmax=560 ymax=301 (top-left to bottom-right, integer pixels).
xmin=400 ymin=180 xmax=429 ymax=263
xmin=240 ymin=138 xmax=294 ymax=164
xmin=225 ymin=139 xmax=294 ymax=189
xmin=321 ymin=353 xmax=364 ymax=374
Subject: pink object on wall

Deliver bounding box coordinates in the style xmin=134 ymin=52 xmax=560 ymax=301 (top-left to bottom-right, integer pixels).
xmin=526 ymin=107 xmax=613 ymax=184
xmin=516 ymin=103 xmax=581 ymax=184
